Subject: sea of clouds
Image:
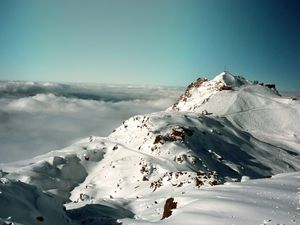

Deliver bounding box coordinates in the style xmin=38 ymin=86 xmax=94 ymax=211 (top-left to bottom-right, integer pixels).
xmin=0 ymin=81 xmax=183 ymax=163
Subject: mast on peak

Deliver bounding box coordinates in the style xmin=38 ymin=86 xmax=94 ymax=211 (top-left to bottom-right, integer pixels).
xmin=223 ymin=68 xmax=234 ymax=76
xmin=223 ymin=66 xmax=228 ymax=74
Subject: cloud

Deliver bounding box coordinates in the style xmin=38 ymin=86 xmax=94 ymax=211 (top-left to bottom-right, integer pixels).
xmin=0 ymin=81 xmax=182 ymax=163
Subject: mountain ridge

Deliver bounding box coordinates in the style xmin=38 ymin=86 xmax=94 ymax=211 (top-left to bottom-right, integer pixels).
xmin=1 ymin=71 xmax=300 ymax=225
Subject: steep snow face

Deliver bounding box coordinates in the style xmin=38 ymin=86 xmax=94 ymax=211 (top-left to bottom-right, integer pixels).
xmin=4 ymin=153 xmax=89 ymax=202
xmin=0 ymin=178 xmax=70 ymax=225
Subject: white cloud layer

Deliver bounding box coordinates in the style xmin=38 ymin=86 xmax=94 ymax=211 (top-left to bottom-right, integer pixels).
xmin=0 ymin=81 xmax=182 ymax=162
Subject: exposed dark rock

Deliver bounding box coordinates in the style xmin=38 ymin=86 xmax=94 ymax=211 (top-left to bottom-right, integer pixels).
xmin=154 ymin=135 xmax=164 ymax=144
xmin=219 ymin=85 xmax=233 ymax=91
xmin=161 ymin=198 xmax=177 ymax=220
xmin=36 ymin=216 xmax=44 ymax=222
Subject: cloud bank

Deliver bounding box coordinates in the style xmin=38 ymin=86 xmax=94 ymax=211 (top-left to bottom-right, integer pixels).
xmin=0 ymin=81 xmax=182 ymax=163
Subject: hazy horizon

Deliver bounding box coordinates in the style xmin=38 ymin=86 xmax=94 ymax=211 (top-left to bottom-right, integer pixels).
xmin=0 ymin=80 xmax=182 ymax=163
xmin=1 ymin=76 xmax=299 ymax=93
xmin=1 ymin=0 xmax=299 ymax=91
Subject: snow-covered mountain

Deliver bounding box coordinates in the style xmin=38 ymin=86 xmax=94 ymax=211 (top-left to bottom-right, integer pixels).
xmin=1 ymin=72 xmax=300 ymax=225
xmin=170 ymin=71 xmax=299 ymax=151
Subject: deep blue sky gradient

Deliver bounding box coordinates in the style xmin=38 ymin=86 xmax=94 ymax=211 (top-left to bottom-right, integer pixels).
xmin=0 ymin=0 xmax=299 ymax=90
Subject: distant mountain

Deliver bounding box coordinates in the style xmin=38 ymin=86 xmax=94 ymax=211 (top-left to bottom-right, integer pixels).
xmin=1 ymin=72 xmax=299 ymax=225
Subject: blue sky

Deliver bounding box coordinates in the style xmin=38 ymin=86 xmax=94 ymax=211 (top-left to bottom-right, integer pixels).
xmin=0 ymin=0 xmax=299 ymax=91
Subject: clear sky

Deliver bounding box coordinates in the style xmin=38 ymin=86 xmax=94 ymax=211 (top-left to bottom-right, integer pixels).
xmin=0 ymin=0 xmax=299 ymax=91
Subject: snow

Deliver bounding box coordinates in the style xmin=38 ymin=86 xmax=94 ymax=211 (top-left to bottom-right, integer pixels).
xmin=169 ymin=71 xmax=300 ymax=151
xmin=121 ymin=172 xmax=300 ymax=225
xmin=212 ymin=71 xmax=251 ymax=87
xmin=0 ymin=71 xmax=300 ymax=225
xmin=0 ymin=179 xmax=70 ymax=225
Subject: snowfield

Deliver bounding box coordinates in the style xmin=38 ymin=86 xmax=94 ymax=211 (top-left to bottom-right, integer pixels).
xmin=1 ymin=72 xmax=300 ymax=225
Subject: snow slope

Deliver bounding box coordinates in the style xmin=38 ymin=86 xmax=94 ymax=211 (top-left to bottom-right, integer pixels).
xmin=170 ymin=71 xmax=300 ymax=151
xmin=0 ymin=72 xmax=300 ymax=225
xmin=121 ymin=172 xmax=300 ymax=225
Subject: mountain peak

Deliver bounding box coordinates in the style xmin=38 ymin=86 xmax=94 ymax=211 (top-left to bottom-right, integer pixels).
xmin=170 ymin=71 xmax=280 ymax=113
xmin=170 ymin=71 xmax=248 ymax=112
xmin=212 ymin=71 xmax=250 ymax=87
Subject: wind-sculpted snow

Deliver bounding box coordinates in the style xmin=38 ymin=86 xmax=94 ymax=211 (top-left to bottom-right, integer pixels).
xmin=0 ymin=72 xmax=300 ymax=225
xmin=0 ymin=178 xmax=70 ymax=225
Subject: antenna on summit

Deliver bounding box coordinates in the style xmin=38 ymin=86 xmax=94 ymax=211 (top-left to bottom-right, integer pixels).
xmin=224 ymin=66 xmax=228 ymax=74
